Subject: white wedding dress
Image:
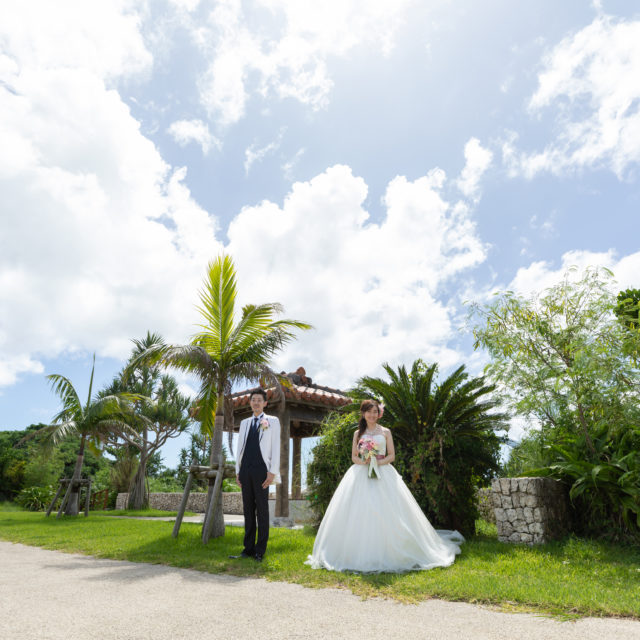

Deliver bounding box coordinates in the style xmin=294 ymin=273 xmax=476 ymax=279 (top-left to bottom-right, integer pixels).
xmin=306 ymin=434 xmax=464 ymax=573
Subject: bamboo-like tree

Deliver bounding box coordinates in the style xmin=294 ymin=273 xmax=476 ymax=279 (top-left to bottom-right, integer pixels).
xmin=126 ymin=255 xmax=311 ymax=538
xmin=32 ymin=356 xmax=136 ymax=516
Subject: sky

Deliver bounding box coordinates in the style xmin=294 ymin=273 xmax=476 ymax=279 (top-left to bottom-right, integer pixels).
xmin=1 ymin=0 xmax=639 ymax=474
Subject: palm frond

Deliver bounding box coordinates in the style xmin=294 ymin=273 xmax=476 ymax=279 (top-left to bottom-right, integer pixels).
xmin=195 ymin=255 xmax=236 ymax=351
xmin=46 ymin=374 xmax=83 ymax=421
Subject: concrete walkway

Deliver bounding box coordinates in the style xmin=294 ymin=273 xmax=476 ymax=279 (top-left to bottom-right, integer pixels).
xmin=1 ymin=542 xmax=639 ymax=640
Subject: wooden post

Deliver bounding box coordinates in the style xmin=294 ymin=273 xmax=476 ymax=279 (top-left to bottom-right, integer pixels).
xmin=202 ymin=453 xmax=225 ymax=544
xmin=172 ymin=471 xmax=194 ymax=538
xmin=84 ymin=480 xmax=92 ymax=517
xmin=276 ymin=408 xmax=290 ymax=517
xmin=292 ymin=437 xmax=302 ymax=500
xmin=56 ymin=479 xmax=73 ymax=519
xmin=46 ymin=482 xmax=64 ymax=517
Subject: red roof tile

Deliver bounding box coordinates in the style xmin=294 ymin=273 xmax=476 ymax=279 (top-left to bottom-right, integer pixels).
xmin=231 ymin=381 xmax=351 ymax=410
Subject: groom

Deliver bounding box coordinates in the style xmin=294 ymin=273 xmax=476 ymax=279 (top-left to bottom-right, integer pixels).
xmin=230 ymin=388 xmax=281 ymax=562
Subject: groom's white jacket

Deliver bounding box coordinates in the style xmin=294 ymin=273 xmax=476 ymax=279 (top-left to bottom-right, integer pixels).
xmin=235 ymin=413 xmax=281 ymax=484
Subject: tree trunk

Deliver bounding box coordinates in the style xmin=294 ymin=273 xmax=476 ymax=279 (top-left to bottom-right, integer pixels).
xmin=128 ymin=422 xmax=149 ymax=510
xmin=205 ymin=393 xmax=226 ymax=539
xmin=127 ymin=455 xmax=149 ymax=510
xmin=64 ymin=435 xmax=86 ymax=516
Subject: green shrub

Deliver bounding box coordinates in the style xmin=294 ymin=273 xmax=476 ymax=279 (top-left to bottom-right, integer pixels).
xmin=147 ymin=477 xmax=185 ymax=493
xmin=223 ymin=478 xmax=241 ymax=492
xmin=352 ymin=361 xmax=506 ymax=537
xmin=306 ymin=412 xmax=357 ymax=525
xmin=16 ymin=485 xmax=56 ymax=511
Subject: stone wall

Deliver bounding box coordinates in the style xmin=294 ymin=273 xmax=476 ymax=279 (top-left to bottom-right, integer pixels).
xmin=491 ymin=477 xmax=570 ymax=545
xmin=115 ymin=492 xmax=243 ymax=513
xmin=114 ymin=492 xmax=312 ymax=522
xmin=476 ymin=487 xmax=495 ymax=523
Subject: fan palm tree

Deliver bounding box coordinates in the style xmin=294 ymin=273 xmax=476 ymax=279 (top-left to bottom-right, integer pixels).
xmin=33 ymin=355 xmax=137 ymax=516
xmin=125 ymin=254 xmax=311 ymax=538
xmin=351 ymin=360 xmax=507 ymax=535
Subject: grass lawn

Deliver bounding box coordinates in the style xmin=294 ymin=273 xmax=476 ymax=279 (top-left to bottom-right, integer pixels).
xmin=0 ymin=508 xmax=638 ymax=619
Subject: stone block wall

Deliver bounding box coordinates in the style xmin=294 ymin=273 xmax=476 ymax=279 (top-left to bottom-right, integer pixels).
xmin=491 ymin=477 xmax=570 ymax=545
xmin=114 ymin=492 xmax=312 ymax=522
xmin=476 ymin=487 xmax=495 ymax=524
xmin=115 ymin=492 xmax=243 ymax=513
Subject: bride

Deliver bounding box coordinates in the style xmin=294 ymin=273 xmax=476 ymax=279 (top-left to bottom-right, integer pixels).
xmin=307 ymin=399 xmax=464 ymax=573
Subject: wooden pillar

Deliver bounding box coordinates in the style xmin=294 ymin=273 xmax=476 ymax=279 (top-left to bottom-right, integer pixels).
xmin=276 ymin=407 xmax=290 ymax=517
xmin=292 ymin=437 xmax=302 ymax=500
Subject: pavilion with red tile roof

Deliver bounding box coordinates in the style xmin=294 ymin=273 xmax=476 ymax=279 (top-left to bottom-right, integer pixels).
xmin=231 ymin=367 xmax=351 ymax=517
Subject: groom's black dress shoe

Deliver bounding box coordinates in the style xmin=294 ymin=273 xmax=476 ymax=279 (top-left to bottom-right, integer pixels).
xmin=229 ymin=551 xmax=253 ymax=559
xmin=254 ymin=553 xmax=263 ymax=562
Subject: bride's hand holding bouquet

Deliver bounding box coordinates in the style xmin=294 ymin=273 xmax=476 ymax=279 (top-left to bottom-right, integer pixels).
xmin=357 ymin=437 xmax=381 ymax=479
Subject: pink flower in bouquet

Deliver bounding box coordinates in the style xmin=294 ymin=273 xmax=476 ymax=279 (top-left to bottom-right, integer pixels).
xmin=259 ymin=418 xmax=269 ymax=431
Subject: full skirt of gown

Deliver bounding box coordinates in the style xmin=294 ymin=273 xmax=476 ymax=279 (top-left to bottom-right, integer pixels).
xmin=306 ymin=462 xmax=464 ymax=573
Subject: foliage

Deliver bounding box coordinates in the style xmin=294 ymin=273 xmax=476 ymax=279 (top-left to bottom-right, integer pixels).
xmin=529 ymin=422 xmax=640 ymax=540
xmin=0 ymin=426 xmax=109 ymax=500
xmin=176 ymin=430 xmax=213 ymax=490
xmin=2 ymin=511 xmax=640 ymax=618
xmin=15 ymin=485 xmax=56 ymax=511
xmin=25 ymin=355 xmax=139 ymax=515
xmin=471 ymin=267 xmax=640 ymax=538
xmin=615 ymin=287 xmax=640 ymax=333
xmin=222 ymin=478 xmax=241 ymax=492
xmin=147 ymin=476 xmax=187 ymax=493
xmin=0 ymin=426 xmax=41 ymax=499
xmin=103 ymin=332 xmax=194 ymax=509
xmin=125 ymin=254 xmax=311 ymax=537
xmin=306 ymin=412 xmax=357 ymax=524
xmin=351 ymin=360 xmax=506 ymax=537
xmin=500 ymin=430 xmax=550 ymax=478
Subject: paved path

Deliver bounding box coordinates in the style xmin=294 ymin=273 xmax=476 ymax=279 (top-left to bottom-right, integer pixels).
xmin=1 ymin=541 xmax=639 ymax=640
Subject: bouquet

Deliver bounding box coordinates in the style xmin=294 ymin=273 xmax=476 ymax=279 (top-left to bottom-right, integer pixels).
xmin=358 ymin=437 xmax=381 ymax=479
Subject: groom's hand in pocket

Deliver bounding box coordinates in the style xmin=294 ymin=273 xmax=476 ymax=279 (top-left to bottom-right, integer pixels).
xmin=262 ymin=472 xmax=275 ymax=489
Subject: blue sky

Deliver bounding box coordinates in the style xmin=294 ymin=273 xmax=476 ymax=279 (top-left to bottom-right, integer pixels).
xmin=1 ymin=0 xmax=639 ymax=472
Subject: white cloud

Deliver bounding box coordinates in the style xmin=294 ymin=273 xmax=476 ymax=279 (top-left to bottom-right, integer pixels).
xmin=167 ymin=119 xmax=219 ymax=154
xmin=244 ymin=131 xmax=284 ymax=175
xmin=0 ymin=1 xmax=151 ymax=80
xmin=0 ymin=355 xmax=44 ymax=388
xmin=0 ymin=1 xmax=222 ymax=387
xmin=227 ymin=163 xmax=487 ymax=388
xmin=456 ymin=137 xmax=492 ymax=200
xmin=195 ymin=0 xmax=416 ymax=126
xmin=505 ymin=16 xmax=640 ymax=178
xmin=282 ymin=147 xmax=305 ymax=181
xmin=508 ymin=249 xmax=640 ymax=298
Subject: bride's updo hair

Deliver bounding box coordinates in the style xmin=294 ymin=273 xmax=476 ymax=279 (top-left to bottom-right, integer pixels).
xmin=357 ymin=399 xmax=381 ymax=438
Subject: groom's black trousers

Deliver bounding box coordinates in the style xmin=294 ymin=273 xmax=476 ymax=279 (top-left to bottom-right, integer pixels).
xmin=239 ymin=460 xmax=269 ymax=556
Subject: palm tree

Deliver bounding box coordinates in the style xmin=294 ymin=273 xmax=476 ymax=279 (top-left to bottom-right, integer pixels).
xmin=126 ymin=254 xmax=311 ymax=538
xmin=351 ymin=360 xmax=507 ymax=535
xmin=33 ymin=355 xmax=136 ymax=516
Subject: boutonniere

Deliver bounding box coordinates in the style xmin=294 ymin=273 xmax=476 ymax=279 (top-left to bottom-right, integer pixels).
xmin=259 ymin=418 xmax=270 ymax=431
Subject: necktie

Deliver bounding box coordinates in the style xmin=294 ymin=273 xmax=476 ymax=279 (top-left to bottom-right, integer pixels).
xmin=251 ymin=417 xmax=258 ymax=434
